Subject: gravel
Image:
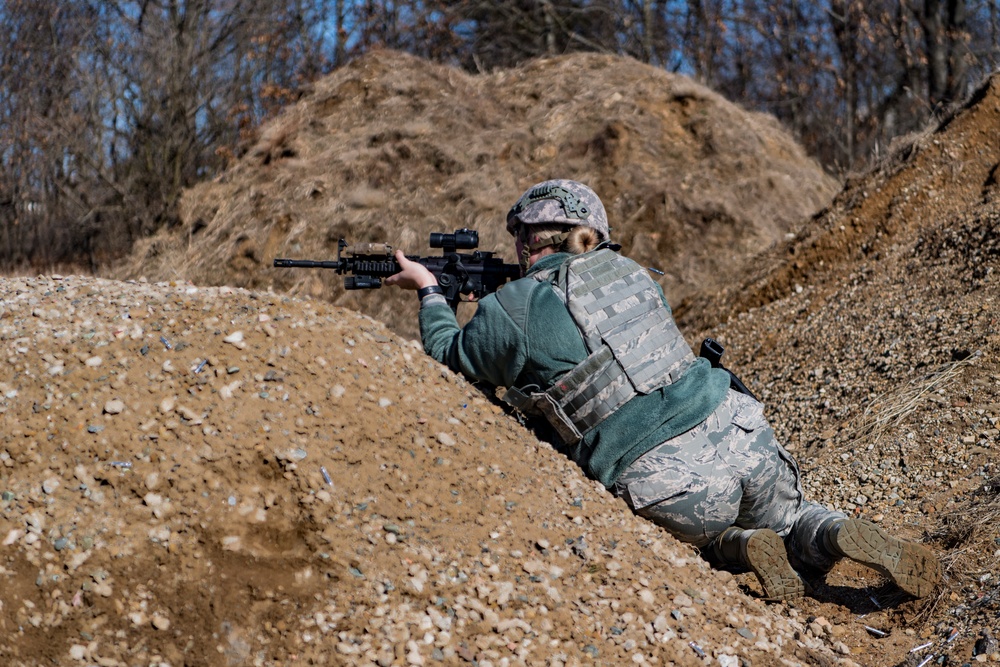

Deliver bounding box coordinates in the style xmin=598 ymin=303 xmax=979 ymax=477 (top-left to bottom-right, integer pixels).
xmin=0 ymin=274 xmax=853 ymax=666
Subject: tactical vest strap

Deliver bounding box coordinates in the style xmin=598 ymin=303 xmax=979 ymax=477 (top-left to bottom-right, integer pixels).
xmin=500 ymin=249 xmax=697 ymax=444
xmin=501 ymin=346 xmax=633 ymax=444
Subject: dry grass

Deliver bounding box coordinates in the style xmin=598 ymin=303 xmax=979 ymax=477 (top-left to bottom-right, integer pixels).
xmin=840 ymin=351 xmax=981 ymax=447
xmin=936 ymin=476 xmax=1000 ymax=580
xmin=914 ymin=475 xmax=1000 ymax=623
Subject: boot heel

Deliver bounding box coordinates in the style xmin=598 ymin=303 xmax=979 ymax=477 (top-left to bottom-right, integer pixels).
xmin=744 ymin=529 xmax=807 ymax=601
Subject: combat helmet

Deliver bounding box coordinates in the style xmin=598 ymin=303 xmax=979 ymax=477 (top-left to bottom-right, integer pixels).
xmin=506 ymin=180 xmax=610 ymax=241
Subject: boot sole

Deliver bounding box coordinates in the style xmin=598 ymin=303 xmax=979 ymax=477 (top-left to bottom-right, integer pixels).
xmin=744 ymin=529 xmax=807 ymax=601
xmin=834 ymin=520 xmax=941 ymax=598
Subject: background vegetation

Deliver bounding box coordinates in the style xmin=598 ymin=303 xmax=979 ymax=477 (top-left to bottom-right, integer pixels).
xmin=1 ymin=0 xmax=998 ymax=271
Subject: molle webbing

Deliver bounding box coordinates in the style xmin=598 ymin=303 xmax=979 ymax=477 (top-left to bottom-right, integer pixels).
xmin=501 ymin=250 xmax=696 ymax=444
xmin=560 ymin=249 xmax=696 ymax=393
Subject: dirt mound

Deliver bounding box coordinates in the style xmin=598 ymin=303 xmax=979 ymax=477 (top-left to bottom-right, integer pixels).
xmin=112 ymin=49 xmax=837 ymax=340
xmin=671 ymin=73 xmax=1000 ymax=665
xmin=0 ymin=275 xmax=842 ymax=666
xmin=676 ymin=73 xmax=1000 ymax=333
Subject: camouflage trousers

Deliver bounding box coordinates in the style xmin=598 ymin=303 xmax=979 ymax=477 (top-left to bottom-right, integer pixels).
xmin=613 ymin=389 xmax=846 ymax=572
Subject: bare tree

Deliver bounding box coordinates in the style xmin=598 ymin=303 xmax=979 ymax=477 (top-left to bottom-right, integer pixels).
xmin=0 ymin=0 xmax=101 ymax=268
xmin=0 ymin=0 xmax=338 ymax=271
xmin=921 ymin=0 xmax=969 ymax=109
xmin=429 ymin=0 xmax=620 ymax=70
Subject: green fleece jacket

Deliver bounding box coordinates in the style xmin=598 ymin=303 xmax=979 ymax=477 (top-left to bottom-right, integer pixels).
xmin=419 ymin=252 xmax=731 ymax=488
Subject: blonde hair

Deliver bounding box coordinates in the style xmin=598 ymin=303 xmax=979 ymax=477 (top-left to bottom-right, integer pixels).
xmin=565 ymin=226 xmax=602 ymax=254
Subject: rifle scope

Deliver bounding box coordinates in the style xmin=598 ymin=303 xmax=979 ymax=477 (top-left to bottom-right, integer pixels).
xmin=429 ymin=228 xmax=478 ymax=251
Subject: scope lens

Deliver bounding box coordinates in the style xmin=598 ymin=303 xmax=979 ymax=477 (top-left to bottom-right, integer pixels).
xmin=430 ymin=229 xmax=478 ymax=249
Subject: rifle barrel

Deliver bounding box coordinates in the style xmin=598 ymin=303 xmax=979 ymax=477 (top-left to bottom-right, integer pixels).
xmin=273 ymin=259 xmax=341 ymax=269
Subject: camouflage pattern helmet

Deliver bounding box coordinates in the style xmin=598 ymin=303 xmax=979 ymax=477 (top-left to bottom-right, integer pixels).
xmin=506 ymin=180 xmax=610 ymax=241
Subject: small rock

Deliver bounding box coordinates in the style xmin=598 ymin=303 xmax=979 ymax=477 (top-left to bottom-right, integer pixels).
xmin=224 ymin=331 xmax=246 ymax=348
xmin=672 ymin=593 xmax=693 ymax=607
xmin=104 ymin=399 xmax=125 ymax=415
xmin=436 ymin=433 xmax=456 ymax=447
xmin=176 ymin=405 xmax=203 ymax=424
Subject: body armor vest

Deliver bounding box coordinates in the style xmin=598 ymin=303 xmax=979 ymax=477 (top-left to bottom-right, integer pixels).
xmin=499 ymin=248 xmax=697 ymax=444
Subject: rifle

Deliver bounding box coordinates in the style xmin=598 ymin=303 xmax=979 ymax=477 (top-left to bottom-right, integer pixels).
xmin=273 ymin=228 xmax=521 ymax=311
xmin=698 ymin=337 xmax=759 ymax=401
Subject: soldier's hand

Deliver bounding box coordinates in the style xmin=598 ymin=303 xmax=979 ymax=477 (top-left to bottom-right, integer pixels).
xmin=384 ymin=250 xmax=438 ymax=290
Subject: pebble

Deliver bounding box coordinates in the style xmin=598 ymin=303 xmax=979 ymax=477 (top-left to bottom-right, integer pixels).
xmin=224 ymin=330 xmax=246 ymax=349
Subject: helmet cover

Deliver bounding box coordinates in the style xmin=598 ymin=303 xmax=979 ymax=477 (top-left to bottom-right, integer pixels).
xmin=506 ymin=180 xmax=609 ymax=241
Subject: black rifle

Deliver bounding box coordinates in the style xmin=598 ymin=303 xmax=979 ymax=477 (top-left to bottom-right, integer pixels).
xmin=699 ymin=337 xmax=758 ymax=401
xmin=273 ymin=228 xmax=520 ymax=312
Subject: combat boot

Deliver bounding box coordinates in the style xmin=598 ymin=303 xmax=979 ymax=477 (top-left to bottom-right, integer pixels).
xmin=712 ymin=527 xmax=807 ymax=601
xmin=821 ymin=518 xmax=941 ymax=598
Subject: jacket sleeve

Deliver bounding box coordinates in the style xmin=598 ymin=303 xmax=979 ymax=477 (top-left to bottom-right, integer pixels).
xmin=418 ymin=295 xmax=527 ymax=388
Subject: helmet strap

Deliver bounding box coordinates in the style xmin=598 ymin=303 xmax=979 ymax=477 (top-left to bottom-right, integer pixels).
xmin=518 ymin=230 xmax=570 ymax=272
xmin=525 ymin=231 xmax=571 ymax=252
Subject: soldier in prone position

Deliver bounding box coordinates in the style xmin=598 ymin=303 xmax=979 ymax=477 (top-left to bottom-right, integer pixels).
xmin=384 ymin=179 xmax=940 ymax=600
